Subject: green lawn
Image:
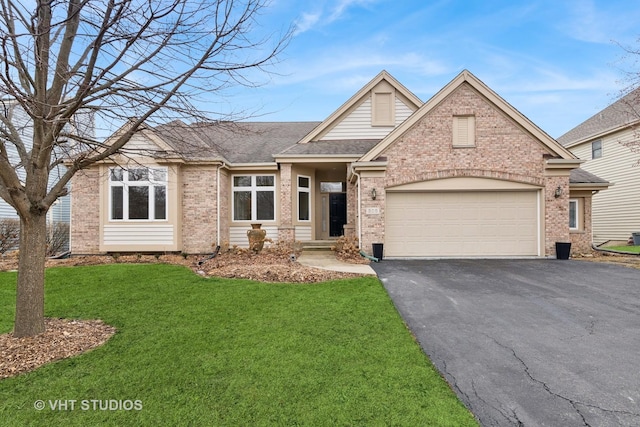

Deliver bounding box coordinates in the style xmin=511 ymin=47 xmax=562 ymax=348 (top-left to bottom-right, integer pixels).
xmin=602 ymin=245 xmax=640 ymax=253
xmin=0 ymin=264 xmax=477 ymax=426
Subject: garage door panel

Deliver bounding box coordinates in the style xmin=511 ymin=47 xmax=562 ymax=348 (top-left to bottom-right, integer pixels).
xmin=386 ymin=191 xmax=538 ymax=257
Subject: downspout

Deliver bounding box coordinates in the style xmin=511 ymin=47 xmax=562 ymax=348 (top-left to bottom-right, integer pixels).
xmin=350 ymin=165 xmax=362 ymax=249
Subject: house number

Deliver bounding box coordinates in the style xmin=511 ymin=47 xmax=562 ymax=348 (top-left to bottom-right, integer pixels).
xmin=366 ymin=207 xmax=380 ymax=215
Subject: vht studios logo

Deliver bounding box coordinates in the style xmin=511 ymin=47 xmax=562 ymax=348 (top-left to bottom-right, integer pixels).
xmin=34 ymin=399 xmax=143 ymax=411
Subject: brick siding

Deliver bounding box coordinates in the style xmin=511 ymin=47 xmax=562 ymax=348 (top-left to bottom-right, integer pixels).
xmin=359 ymin=83 xmax=569 ymax=256
xmin=70 ymin=168 xmax=101 ymax=254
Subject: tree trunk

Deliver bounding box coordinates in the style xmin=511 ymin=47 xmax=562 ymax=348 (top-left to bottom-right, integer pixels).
xmin=13 ymin=213 xmax=47 ymax=337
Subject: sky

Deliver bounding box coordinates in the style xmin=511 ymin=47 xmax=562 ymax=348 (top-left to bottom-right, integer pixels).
xmin=222 ymin=0 xmax=640 ymax=139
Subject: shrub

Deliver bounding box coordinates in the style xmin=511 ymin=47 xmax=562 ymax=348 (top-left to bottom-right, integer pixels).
xmin=0 ymin=218 xmax=20 ymax=255
xmin=46 ymin=222 xmax=70 ymax=257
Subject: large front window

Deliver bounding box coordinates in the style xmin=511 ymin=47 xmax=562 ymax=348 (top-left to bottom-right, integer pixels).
xmin=232 ymin=175 xmax=275 ymax=221
xmin=109 ymin=167 xmax=167 ymax=220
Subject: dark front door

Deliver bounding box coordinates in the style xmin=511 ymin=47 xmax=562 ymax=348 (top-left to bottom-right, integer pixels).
xmin=329 ymin=193 xmax=347 ymax=237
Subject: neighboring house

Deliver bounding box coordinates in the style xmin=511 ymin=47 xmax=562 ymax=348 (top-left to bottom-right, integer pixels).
xmin=0 ymin=99 xmax=94 ymax=251
xmin=558 ymin=89 xmax=640 ymax=246
xmin=70 ymin=70 xmax=608 ymax=258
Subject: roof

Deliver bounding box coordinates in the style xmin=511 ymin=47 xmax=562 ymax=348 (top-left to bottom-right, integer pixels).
xmin=569 ymin=168 xmax=608 ymax=184
xmin=557 ymin=88 xmax=640 ymax=147
xmin=277 ymin=139 xmax=381 ymax=157
xmin=153 ymin=121 xmax=321 ymax=163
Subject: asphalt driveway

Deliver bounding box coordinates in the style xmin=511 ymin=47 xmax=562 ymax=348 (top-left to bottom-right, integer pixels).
xmin=372 ymin=259 xmax=640 ymax=427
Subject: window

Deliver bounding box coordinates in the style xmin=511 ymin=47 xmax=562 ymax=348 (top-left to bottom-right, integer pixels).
xmin=232 ymin=175 xmax=275 ymax=222
xmin=569 ymin=199 xmax=579 ymax=230
xmin=592 ymin=140 xmax=602 ymax=159
xmin=298 ymin=175 xmax=311 ymax=221
xmin=109 ymin=167 xmax=167 ymax=221
xmin=320 ymin=182 xmax=345 ymax=193
xmin=453 ymin=115 xmax=475 ymax=147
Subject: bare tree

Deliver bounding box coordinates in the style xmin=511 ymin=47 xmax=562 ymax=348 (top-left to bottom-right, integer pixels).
xmin=0 ymin=0 xmax=290 ymax=337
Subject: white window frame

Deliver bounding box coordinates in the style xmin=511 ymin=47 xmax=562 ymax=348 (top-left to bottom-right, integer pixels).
xmin=232 ymin=174 xmax=276 ymax=222
xmin=109 ymin=166 xmax=168 ymax=221
xmin=569 ymin=199 xmax=579 ymax=230
xmin=297 ymin=175 xmax=311 ymax=222
xmin=592 ymin=140 xmax=602 ymax=159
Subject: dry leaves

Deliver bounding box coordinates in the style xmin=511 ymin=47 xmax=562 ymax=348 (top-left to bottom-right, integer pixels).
xmin=0 ymin=318 xmax=116 ymax=379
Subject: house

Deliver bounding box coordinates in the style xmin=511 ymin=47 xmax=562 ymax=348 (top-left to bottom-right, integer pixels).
xmin=70 ymin=70 xmax=608 ymax=258
xmin=558 ymin=89 xmax=640 ymax=246
xmin=0 ymin=99 xmax=94 ymax=252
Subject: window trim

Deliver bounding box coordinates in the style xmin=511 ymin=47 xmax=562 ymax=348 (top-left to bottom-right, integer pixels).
xmin=231 ymin=174 xmax=277 ymax=223
xmin=569 ymin=198 xmax=579 ymax=231
xmin=591 ymin=140 xmax=602 ymax=159
xmin=108 ymin=166 xmax=168 ymax=221
xmin=297 ymin=175 xmax=311 ymax=222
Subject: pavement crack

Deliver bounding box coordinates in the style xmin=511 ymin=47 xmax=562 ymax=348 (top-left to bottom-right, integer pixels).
xmin=487 ymin=334 xmax=640 ymax=426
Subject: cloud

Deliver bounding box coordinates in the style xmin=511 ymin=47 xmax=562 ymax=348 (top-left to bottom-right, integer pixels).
xmin=294 ymin=0 xmax=381 ymax=35
xmin=294 ymin=12 xmax=321 ymax=35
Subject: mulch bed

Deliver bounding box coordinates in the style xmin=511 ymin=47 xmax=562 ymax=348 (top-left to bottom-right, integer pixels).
xmin=0 ymin=318 xmax=116 ymax=379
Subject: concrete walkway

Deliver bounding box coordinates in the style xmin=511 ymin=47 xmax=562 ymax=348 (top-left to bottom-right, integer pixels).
xmin=296 ymin=251 xmax=377 ymax=275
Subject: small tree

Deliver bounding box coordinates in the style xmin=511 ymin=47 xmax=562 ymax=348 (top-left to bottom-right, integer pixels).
xmin=0 ymin=0 xmax=290 ymax=337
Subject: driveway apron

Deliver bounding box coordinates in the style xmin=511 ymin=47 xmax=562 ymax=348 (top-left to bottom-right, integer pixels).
xmin=373 ymin=259 xmax=640 ymax=427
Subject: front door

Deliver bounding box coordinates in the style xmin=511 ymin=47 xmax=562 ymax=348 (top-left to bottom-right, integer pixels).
xmin=329 ymin=193 xmax=347 ymax=237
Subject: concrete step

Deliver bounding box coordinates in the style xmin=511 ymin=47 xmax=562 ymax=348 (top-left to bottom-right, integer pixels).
xmin=300 ymin=240 xmax=335 ymax=252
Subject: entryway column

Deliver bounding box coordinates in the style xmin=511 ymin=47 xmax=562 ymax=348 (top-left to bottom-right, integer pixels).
xmin=278 ymin=163 xmax=294 ymax=241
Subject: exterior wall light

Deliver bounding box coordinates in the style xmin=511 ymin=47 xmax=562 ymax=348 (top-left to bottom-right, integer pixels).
xmin=554 ymin=186 xmax=563 ymax=198
xmin=371 ymin=188 xmax=377 ymax=200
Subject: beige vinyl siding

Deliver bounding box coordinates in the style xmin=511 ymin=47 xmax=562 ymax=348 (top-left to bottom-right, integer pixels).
xmin=103 ymin=224 xmax=174 ymax=245
xmin=570 ymin=127 xmax=640 ymax=244
xmin=294 ymin=225 xmax=312 ymax=241
xmin=229 ymin=225 xmax=278 ymax=247
xmin=126 ymin=132 xmax=164 ymax=153
xmin=322 ymin=97 xmax=414 ymax=140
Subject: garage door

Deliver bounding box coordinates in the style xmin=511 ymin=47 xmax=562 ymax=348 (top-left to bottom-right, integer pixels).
xmin=385 ymin=191 xmax=539 ymax=257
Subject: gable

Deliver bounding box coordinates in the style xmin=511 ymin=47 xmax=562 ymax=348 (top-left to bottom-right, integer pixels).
xmin=321 ymin=93 xmax=416 ymax=141
xmin=377 ymin=82 xmax=557 ymax=188
xmin=297 ymin=70 xmax=422 ymax=144
xmin=361 ymin=70 xmax=576 ymax=162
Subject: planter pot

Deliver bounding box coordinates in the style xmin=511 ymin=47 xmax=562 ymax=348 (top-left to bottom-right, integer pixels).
xmin=247 ymin=224 xmax=267 ymax=252
xmin=372 ymin=243 xmax=384 ymax=261
xmin=555 ymin=242 xmax=571 ymax=260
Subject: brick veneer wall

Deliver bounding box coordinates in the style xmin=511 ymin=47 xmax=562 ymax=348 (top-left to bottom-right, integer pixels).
xmin=359 ymin=83 xmax=569 ymax=256
xmin=570 ymin=195 xmax=593 ymax=255
xmin=181 ymin=165 xmax=218 ymax=253
xmin=279 ymin=164 xmax=294 ymax=241
xmin=70 ymin=168 xmax=101 ymax=254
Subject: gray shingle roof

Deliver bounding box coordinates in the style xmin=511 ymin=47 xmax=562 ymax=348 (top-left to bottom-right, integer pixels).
xmin=154 ymin=121 xmax=321 ymax=163
xmin=557 ymin=89 xmax=640 ymax=146
xmin=277 ymin=139 xmax=381 ymax=156
xmin=569 ymin=168 xmax=609 ymax=184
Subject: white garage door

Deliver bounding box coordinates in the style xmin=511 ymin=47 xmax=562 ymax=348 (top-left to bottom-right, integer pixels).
xmin=385 ymin=191 xmax=539 ymax=257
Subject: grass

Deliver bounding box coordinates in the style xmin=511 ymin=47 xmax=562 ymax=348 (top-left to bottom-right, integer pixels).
xmin=0 ymin=264 xmax=477 ymax=426
xmin=602 ymin=245 xmax=640 ymax=253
